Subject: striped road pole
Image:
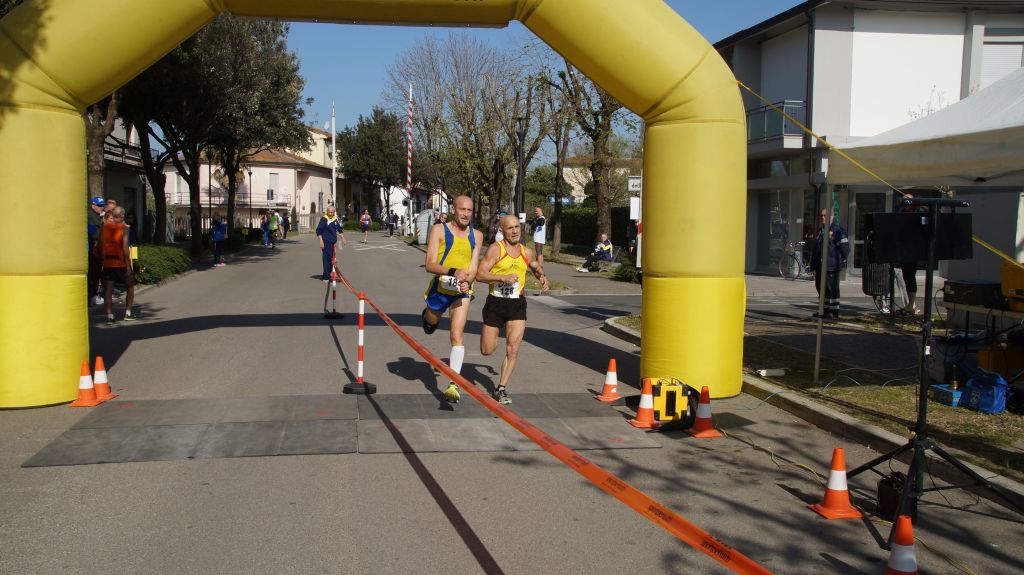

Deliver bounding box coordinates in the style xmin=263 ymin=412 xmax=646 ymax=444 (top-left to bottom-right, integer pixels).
xmin=343 ymin=291 xmax=376 ymax=394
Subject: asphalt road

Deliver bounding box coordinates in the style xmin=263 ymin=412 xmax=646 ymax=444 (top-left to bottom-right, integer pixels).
xmin=1 ymin=231 xmax=1020 ymax=574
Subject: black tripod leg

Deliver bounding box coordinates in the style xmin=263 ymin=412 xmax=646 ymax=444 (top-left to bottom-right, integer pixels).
xmin=930 ymin=443 xmax=1024 ymax=515
xmin=848 ymin=441 xmax=913 ymax=478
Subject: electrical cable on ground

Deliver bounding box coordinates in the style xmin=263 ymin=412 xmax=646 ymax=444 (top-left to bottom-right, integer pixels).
xmin=713 ymin=426 xmax=979 ymax=574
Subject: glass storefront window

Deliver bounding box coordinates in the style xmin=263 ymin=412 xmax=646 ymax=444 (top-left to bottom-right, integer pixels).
xmin=757 ymin=190 xmax=791 ymax=269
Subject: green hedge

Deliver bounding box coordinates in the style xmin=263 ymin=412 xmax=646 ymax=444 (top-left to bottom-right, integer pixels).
xmin=343 ymin=220 xmax=383 ymax=232
xmin=134 ymin=245 xmax=193 ymax=285
xmin=558 ymin=206 xmax=632 ymax=246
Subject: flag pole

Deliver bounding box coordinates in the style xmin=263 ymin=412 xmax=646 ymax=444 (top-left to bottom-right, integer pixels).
xmin=406 ymin=83 xmax=414 ymax=235
xmin=331 ymin=101 xmax=337 ymax=211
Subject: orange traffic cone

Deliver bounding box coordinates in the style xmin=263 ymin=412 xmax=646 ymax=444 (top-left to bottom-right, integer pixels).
xmin=93 ymin=356 xmax=118 ymax=401
xmin=809 ymin=447 xmax=863 ymax=519
xmin=69 ymin=360 xmax=102 ymax=407
xmin=628 ymin=378 xmax=660 ymax=429
xmin=595 ymin=358 xmax=620 ymax=402
xmin=886 ymin=515 xmax=918 ymax=574
xmin=686 ymin=385 xmax=722 ymax=438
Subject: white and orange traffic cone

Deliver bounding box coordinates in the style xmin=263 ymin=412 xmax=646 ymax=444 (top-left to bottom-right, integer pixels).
xmin=886 ymin=515 xmax=918 ymax=574
xmin=686 ymin=385 xmax=722 ymax=438
xmin=809 ymin=447 xmax=863 ymax=519
xmin=595 ymin=358 xmax=620 ymax=402
xmin=93 ymin=356 xmax=118 ymax=401
xmin=69 ymin=360 xmax=102 ymax=407
xmin=628 ymin=378 xmax=660 ymax=429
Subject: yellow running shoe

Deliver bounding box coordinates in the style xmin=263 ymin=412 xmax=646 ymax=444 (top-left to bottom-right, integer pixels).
xmin=443 ymin=382 xmax=460 ymax=403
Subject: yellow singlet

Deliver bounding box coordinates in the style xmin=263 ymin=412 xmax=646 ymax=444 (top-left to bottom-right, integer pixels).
xmin=425 ymin=223 xmax=476 ymax=297
xmin=488 ymin=240 xmax=528 ymax=297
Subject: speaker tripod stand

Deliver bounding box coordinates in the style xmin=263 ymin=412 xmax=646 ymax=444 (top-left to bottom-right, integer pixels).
xmin=849 ymin=198 xmax=1023 ymax=549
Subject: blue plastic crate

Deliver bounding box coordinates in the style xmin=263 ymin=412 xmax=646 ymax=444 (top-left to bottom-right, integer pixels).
xmin=928 ymin=384 xmax=962 ymax=407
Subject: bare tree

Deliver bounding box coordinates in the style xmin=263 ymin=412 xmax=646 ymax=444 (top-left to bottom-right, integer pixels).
xmin=554 ymin=62 xmax=625 ymax=240
xmin=543 ymin=78 xmax=573 ymax=256
xmin=386 ymin=32 xmax=532 ymax=227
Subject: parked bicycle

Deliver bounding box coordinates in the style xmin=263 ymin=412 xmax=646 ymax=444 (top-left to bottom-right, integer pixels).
xmin=778 ymin=241 xmax=811 ymax=280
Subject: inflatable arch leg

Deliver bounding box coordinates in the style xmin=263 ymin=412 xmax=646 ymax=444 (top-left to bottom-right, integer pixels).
xmin=0 ymin=0 xmax=743 ymax=407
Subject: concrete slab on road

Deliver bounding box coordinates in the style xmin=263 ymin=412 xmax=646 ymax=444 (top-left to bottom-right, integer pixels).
xmin=2 ymin=232 xmax=1021 ymax=575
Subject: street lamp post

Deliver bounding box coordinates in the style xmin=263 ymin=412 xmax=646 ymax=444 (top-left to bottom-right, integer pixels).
xmin=514 ymin=116 xmax=528 ymax=218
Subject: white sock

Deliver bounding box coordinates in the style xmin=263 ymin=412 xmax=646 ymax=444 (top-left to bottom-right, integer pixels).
xmin=448 ymin=345 xmax=465 ymax=375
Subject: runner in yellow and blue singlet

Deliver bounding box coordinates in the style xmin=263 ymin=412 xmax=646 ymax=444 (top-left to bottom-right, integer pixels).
xmin=422 ymin=195 xmax=484 ymax=404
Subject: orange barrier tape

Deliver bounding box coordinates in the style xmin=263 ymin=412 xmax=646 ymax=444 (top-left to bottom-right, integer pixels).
xmin=336 ymin=273 xmax=772 ymax=575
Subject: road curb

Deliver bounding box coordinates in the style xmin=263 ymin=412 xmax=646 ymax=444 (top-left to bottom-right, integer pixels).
xmin=601 ymin=316 xmax=1024 ymax=512
xmin=601 ymin=316 xmax=640 ymax=346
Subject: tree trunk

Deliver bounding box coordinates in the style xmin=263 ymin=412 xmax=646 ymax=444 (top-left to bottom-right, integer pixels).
xmin=591 ymin=127 xmax=613 ymax=241
xmin=551 ymin=129 xmax=569 ymax=257
xmin=187 ymin=154 xmax=203 ymax=257
xmin=226 ymin=170 xmax=237 ymax=235
xmin=85 ymin=138 xmax=105 ymax=201
xmin=150 ymin=172 xmax=168 ymax=245
xmin=134 ymin=125 xmax=167 ymax=244
xmin=84 ymin=95 xmax=119 ymax=201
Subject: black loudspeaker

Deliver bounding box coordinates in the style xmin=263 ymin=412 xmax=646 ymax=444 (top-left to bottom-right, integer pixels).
xmin=864 ymin=212 xmax=973 ymax=264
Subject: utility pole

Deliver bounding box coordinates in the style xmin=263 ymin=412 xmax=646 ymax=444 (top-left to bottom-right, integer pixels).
xmin=515 ymin=116 xmax=527 ymax=219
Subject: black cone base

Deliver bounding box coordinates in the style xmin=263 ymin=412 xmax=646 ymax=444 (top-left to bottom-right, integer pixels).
xmin=343 ymin=382 xmax=377 ymax=395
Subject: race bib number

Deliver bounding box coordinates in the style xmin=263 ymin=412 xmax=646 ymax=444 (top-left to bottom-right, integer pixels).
xmin=439 ymin=275 xmax=462 ymax=292
xmin=495 ymin=281 xmax=520 ymax=299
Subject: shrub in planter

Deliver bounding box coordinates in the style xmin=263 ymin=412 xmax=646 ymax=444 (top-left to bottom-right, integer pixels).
xmin=134 ymin=245 xmax=193 ymax=284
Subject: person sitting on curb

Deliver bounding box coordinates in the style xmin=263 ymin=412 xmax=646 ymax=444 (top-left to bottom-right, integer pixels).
xmin=577 ymin=233 xmax=613 ymax=272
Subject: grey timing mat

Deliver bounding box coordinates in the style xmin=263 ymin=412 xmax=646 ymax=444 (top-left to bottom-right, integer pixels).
xmin=24 ymin=393 xmax=659 ymax=467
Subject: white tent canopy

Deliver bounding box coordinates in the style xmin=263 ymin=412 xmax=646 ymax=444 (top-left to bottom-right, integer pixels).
xmin=826 ymin=67 xmax=1024 ymax=186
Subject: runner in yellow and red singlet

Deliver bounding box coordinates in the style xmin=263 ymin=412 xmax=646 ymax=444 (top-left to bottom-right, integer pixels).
xmin=476 ymin=214 xmax=548 ymax=404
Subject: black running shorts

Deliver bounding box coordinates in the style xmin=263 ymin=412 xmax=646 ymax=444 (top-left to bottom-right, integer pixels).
xmin=482 ymin=295 xmax=527 ymax=327
xmin=102 ymin=267 xmax=129 ymax=283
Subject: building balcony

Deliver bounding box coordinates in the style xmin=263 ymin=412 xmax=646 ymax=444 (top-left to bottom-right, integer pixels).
xmin=746 ymin=100 xmax=807 ymax=159
xmin=103 ymin=139 xmax=145 ymax=169
xmin=168 ymin=190 xmax=292 ymax=209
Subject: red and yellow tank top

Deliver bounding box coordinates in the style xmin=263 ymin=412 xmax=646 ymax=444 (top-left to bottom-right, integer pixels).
xmin=488 ymin=240 xmax=529 ymax=297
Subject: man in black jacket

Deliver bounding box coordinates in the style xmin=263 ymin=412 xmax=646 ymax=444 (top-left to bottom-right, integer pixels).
xmin=809 ymin=209 xmax=850 ymax=319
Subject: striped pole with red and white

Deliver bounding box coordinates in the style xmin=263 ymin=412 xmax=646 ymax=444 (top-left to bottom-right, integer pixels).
xmin=343 ymin=291 xmax=376 ymax=394
xmin=357 ymin=292 xmax=365 ymax=383
xmin=406 ymin=83 xmax=413 ymax=194
xmin=406 ymin=83 xmax=414 ymax=227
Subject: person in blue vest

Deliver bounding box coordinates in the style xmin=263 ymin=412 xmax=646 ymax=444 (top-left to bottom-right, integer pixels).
xmin=211 ymin=214 xmax=228 ymax=267
xmin=809 ymin=208 xmax=850 ymax=319
xmin=316 ymin=206 xmax=348 ymax=281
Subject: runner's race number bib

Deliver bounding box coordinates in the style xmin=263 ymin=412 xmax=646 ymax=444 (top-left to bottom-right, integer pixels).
xmin=494 ymin=281 xmax=520 ymax=299
xmin=439 ymin=275 xmax=463 ymax=293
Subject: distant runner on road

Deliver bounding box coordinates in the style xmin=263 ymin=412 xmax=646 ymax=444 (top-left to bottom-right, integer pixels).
xmin=476 ymin=214 xmax=548 ymax=404
xmin=421 ymin=195 xmax=483 ymax=403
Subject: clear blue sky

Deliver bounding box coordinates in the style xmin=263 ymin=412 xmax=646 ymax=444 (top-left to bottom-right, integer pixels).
xmin=287 ymin=1 xmax=804 ymax=130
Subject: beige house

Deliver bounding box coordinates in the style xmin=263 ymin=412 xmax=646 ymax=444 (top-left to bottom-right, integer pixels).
xmin=162 ymin=126 xmax=370 ymax=233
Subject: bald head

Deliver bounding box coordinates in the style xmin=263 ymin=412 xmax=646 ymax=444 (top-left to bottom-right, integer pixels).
xmin=499 ymin=214 xmax=521 ymax=244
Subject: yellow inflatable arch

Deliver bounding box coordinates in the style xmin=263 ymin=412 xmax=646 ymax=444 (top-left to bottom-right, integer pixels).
xmin=0 ymin=0 xmax=745 ymax=407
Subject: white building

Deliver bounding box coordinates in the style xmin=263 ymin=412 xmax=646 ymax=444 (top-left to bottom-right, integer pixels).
xmin=716 ymin=0 xmax=1024 ymax=273
xmin=162 ymin=126 xmax=347 ymax=233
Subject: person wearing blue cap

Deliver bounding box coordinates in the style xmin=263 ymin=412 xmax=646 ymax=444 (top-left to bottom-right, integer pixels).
xmin=87 ymin=197 xmax=106 ymax=306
